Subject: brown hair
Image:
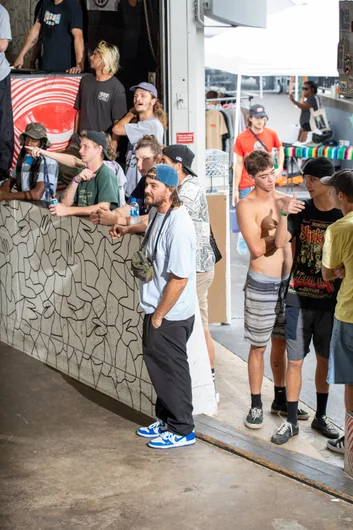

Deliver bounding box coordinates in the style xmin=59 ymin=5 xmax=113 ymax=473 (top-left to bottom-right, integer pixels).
xmin=331 ymin=169 xmax=353 ymax=203
xmin=135 ymin=135 xmax=164 ymax=159
xmin=206 ymin=90 xmax=218 ymax=99
xmin=247 ymin=115 xmax=268 ymax=128
xmin=80 ymin=130 xmax=115 ymax=161
xmin=244 ymin=150 xmax=274 ymax=177
xmin=153 ymin=99 xmax=168 ymax=130
xmin=167 ymin=187 xmax=183 ymax=208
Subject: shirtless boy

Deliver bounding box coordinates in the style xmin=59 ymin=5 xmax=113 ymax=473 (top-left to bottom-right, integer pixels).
xmin=237 ymin=151 xmax=307 ymax=429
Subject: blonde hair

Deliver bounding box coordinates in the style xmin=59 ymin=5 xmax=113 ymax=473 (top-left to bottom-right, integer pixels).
xmin=95 ymin=40 xmax=120 ymax=76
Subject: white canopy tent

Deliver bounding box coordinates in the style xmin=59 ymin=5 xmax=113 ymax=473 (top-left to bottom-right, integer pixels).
xmin=204 ymin=0 xmax=339 ymax=203
xmin=205 ymin=0 xmax=339 ymax=77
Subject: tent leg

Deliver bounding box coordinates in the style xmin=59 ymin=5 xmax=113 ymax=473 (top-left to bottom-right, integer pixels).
xmin=232 ymin=73 xmax=242 ymax=206
xmin=260 ymin=76 xmax=263 ymax=99
xmin=295 ymin=75 xmax=299 ymax=102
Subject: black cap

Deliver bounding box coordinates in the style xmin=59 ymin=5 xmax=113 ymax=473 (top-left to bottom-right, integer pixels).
xmin=249 ymin=104 xmax=268 ymax=118
xmin=163 ymin=145 xmax=197 ymax=176
xmin=320 ymin=169 xmax=353 ymax=196
xmin=84 ymin=131 xmax=109 ymax=160
xmin=303 ymin=157 xmax=334 ymax=178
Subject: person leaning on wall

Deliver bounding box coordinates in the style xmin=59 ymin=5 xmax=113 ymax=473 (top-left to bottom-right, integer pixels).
xmin=0 ymin=123 xmax=58 ymax=202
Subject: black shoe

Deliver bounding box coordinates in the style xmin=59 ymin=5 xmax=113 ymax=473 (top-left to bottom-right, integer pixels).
xmin=244 ymin=407 xmax=263 ymax=429
xmin=327 ymin=436 xmax=345 ymax=454
xmin=271 ymin=421 xmax=299 ymax=445
xmin=311 ymin=416 xmax=340 ymax=439
xmin=271 ymin=401 xmax=310 ymax=420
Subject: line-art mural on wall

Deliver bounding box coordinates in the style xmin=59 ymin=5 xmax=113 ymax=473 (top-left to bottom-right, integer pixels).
xmin=0 ymin=201 xmax=216 ymax=417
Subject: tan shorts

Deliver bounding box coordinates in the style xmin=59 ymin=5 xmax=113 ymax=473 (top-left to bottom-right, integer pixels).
xmin=196 ymin=271 xmax=215 ymax=327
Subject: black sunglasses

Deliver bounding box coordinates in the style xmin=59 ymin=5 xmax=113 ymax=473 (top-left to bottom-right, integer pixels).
xmin=302 ymin=87 xmax=309 ymax=91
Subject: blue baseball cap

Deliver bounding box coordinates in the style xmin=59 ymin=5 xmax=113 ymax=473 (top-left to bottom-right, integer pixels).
xmin=146 ymin=164 xmax=178 ymax=188
xmin=130 ymin=82 xmax=158 ymax=98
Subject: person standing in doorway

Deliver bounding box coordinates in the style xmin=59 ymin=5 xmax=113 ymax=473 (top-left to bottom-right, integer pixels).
xmin=289 ymin=80 xmax=319 ymax=143
xmin=236 ymin=150 xmax=307 ymax=430
xmin=14 ymin=0 xmax=84 ymax=74
xmin=74 ymin=40 xmax=127 ymax=153
xmin=321 ymin=169 xmax=353 ymax=455
xmin=233 ymin=105 xmax=284 ymax=254
xmin=0 ymin=4 xmax=14 ymax=181
xmin=271 ymin=158 xmax=342 ymax=445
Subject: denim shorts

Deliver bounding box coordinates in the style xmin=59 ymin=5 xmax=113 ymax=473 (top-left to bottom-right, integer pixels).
xmin=327 ymin=317 xmax=353 ymax=384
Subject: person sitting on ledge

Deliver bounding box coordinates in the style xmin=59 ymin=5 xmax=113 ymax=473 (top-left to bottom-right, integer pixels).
xmin=0 ymin=123 xmax=58 ymax=202
xmin=26 ymin=131 xmax=120 ymax=217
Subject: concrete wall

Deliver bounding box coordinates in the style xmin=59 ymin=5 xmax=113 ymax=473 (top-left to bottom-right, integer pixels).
xmin=0 ymin=201 xmax=216 ymax=417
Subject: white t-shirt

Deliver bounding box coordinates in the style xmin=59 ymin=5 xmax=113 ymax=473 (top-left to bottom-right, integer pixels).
xmin=11 ymin=156 xmax=59 ymax=201
xmin=139 ymin=205 xmax=197 ymax=321
xmin=124 ymin=117 xmax=164 ymax=197
xmin=0 ymin=5 xmax=11 ymax=81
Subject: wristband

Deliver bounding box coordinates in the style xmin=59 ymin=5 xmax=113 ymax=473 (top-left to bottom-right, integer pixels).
xmin=73 ymin=176 xmax=80 ymax=184
xmin=280 ymin=208 xmax=287 ymax=217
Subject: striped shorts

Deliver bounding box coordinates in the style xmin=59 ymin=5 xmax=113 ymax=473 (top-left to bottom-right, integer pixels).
xmin=244 ymin=270 xmax=289 ymax=347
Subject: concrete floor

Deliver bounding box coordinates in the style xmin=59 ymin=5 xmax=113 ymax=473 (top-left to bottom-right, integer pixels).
xmin=1 ymin=343 xmax=353 ymax=530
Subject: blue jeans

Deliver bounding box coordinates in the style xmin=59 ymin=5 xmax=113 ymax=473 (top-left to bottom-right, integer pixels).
xmin=237 ymin=187 xmax=254 ymax=255
xmin=239 ymin=186 xmax=254 ymax=199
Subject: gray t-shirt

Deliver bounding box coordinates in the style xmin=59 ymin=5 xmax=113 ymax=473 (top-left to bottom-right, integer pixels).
xmin=124 ymin=117 xmax=164 ymax=197
xmin=74 ymin=74 xmax=127 ymax=133
xmin=300 ymin=95 xmax=320 ymax=126
xmin=0 ymin=5 xmax=11 ymax=82
xmin=139 ymin=205 xmax=196 ymax=321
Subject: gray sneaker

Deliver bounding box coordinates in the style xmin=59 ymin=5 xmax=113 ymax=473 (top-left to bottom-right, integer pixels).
xmin=271 ymin=421 xmax=299 ymax=445
xmin=244 ymin=407 xmax=263 ymax=429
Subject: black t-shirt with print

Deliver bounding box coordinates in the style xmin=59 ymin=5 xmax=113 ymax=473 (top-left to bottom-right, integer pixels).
xmin=74 ymin=74 xmax=127 ymax=134
xmin=286 ymin=199 xmax=343 ymax=311
xmin=38 ymin=0 xmax=83 ymax=72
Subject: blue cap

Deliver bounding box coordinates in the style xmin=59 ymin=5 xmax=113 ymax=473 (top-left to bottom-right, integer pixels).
xmin=130 ymin=82 xmax=158 ymax=98
xmin=147 ymin=164 xmax=178 ymax=188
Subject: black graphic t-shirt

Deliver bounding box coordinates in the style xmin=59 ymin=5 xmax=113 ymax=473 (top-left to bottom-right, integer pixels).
xmin=38 ymin=0 xmax=83 ymax=72
xmin=286 ymin=199 xmax=343 ymax=311
xmin=74 ymin=74 xmax=127 ymax=134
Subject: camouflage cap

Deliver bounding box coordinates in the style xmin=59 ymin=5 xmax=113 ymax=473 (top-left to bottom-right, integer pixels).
xmin=20 ymin=123 xmax=52 ymax=147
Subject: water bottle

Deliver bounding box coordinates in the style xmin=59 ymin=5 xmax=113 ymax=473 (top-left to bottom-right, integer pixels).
xmin=129 ymin=198 xmax=140 ymax=225
xmin=271 ymin=147 xmax=279 ymax=169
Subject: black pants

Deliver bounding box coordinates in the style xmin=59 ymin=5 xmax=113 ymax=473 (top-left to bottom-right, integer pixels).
xmin=142 ymin=314 xmax=195 ymax=436
xmin=0 ymin=74 xmax=14 ymax=179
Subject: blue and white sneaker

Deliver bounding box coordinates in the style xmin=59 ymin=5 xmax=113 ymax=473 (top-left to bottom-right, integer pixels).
xmin=147 ymin=430 xmax=196 ymax=449
xmin=137 ymin=421 xmax=167 ymax=438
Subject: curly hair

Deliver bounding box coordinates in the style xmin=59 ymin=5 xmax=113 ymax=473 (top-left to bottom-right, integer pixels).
xmin=135 ymin=135 xmax=164 ymax=158
xmin=244 ymin=150 xmax=274 ymax=178
xmin=153 ymin=99 xmax=168 ymax=130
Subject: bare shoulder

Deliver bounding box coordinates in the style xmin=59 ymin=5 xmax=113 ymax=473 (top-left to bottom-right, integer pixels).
xmin=275 ymin=190 xmax=291 ymax=206
xmin=237 ymin=194 xmax=257 ymax=217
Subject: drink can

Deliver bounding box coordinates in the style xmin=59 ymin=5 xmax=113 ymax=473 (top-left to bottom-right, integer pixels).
xmin=50 ymin=198 xmax=59 ymax=205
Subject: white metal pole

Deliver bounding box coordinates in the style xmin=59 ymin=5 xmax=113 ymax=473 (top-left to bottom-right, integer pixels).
xmin=232 ymin=73 xmax=242 ymax=206
xmin=260 ymin=76 xmax=263 ymax=99
xmin=295 ymin=75 xmax=299 ymax=102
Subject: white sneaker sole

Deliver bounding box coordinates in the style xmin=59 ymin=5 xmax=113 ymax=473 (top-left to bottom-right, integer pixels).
xmin=326 ymin=441 xmax=345 ymax=454
xmin=147 ymin=438 xmax=196 ymax=449
xmin=244 ymin=420 xmax=263 ymax=430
